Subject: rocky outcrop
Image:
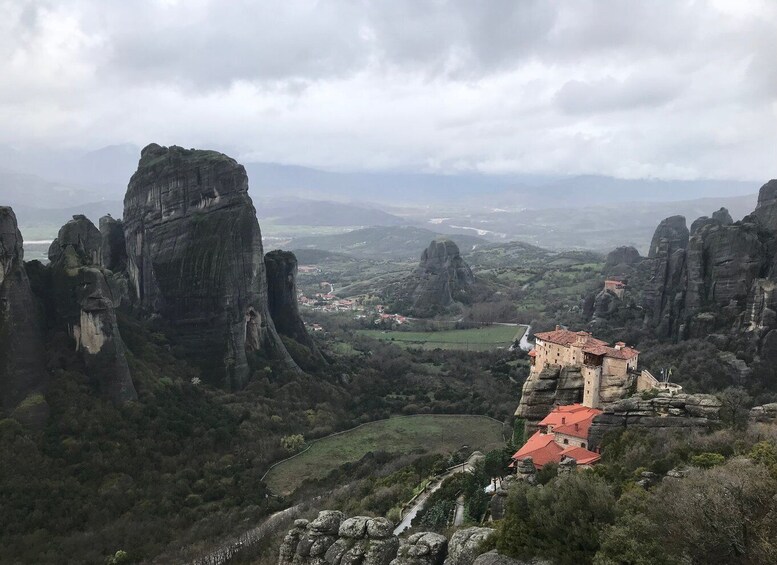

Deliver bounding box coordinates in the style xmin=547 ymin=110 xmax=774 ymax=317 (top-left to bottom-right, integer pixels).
xmin=123 ymin=144 xmax=295 ymax=389
xmin=749 ymin=403 xmax=777 ymax=424
xmin=264 ymin=250 xmax=322 ymax=361
xmin=99 ymin=215 xmax=127 ymax=272
xmin=279 ymin=512 xmax=399 ymax=565
xmin=752 ymin=179 xmax=777 ymax=231
xmin=410 ymin=239 xmax=474 ymax=317
xmin=0 ymin=207 xmax=48 ymax=416
xmin=641 ymin=188 xmax=777 ymax=342
xmin=603 ymin=246 xmax=641 ymax=273
xmin=444 ymin=528 xmax=494 ymax=565
xmin=514 ymin=366 xmax=583 ymax=430
xmin=473 ymin=551 xmax=551 ymax=565
xmin=48 ymin=216 xmax=137 ymax=403
xmin=391 ymin=532 xmax=448 ymax=564
xmin=690 ymin=207 xmax=734 ymax=235
xmin=588 ymin=393 xmax=722 ymax=451
xmin=279 ymin=513 xmax=492 ymax=565
xmin=643 ymin=216 xmax=689 ymax=337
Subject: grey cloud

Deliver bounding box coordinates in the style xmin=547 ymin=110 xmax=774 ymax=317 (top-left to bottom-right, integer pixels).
xmin=554 ymin=74 xmax=683 ymax=115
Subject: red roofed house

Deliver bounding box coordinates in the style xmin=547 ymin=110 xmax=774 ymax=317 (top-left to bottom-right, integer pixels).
xmin=529 ymin=327 xmax=645 ymax=409
xmin=512 ymin=404 xmax=602 ymax=469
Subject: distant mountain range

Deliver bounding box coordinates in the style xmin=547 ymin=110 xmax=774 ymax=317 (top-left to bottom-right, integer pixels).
xmin=289 ymin=226 xmax=486 ymax=260
xmin=0 ymin=142 xmax=765 ymax=253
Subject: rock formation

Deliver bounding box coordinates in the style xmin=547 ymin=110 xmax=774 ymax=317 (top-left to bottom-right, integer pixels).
xmin=99 ymin=215 xmax=127 ymax=272
xmin=603 ymin=246 xmax=641 ymax=273
xmin=514 ymin=366 xmax=583 ymax=430
xmin=410 ymin=239 xmax=474 ymax=317
xmin=444 ymin=528 xmax=495 ymax=565
xmin=640 ymin=187 xmax=777 ymax=344
xmin=588 ymin=392 xmax=722 ymax=451
xmin=473 ymin=551 xmax=549 ymax=565
xmin=279 ymin=511 xmax=495 ymax=565
xmin=122 ymin=144 xmax=295 ymax=389
xmin=750 ymin=403 xmax=777 ymax=424
xmin=0 ymin=207 xmax=48 ymax=417
xmin=264 ymin=249 xmax=322 ymax=361
xmin=48 ymin=215 xmax=137 ymax=403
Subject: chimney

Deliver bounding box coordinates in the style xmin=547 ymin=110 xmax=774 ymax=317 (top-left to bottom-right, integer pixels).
xmin=555 ymin=325 xmax=561 ymax=331
xmin=615 ymin=341 xmax=625 ymax=350
xmin=575 ymin=423 xmax=579 ymax=431
xmin=561 ymin=417 xmax=566 ymax=424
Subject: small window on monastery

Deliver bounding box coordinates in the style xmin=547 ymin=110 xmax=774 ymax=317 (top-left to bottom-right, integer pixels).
xmin=581 ymin=443 xmax=586 ymax=448
xmin=563 ymin=439 xmax=568 ymax=445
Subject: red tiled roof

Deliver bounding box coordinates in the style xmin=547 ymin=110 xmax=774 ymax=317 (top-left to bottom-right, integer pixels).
xmin=560 ymin=446 xmax=601 ymax=465
xmin=534 ymin=328 xmax=639 ymax=360
xmin=511 ymin=432 xmax=563 ymax=469
xmin=534 ymin=329 xmax=608 ymax=348
xmin=539 ymin=404 xmax=602 ymax=440
xmin=605 ymin=346 xmax=639 ymax=360
xmin=528 ymin=349 xmax=537 ymax=357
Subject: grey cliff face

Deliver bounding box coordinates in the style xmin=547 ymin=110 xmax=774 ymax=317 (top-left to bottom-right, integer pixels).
xmin=514 ymin=366 xmax=583 ymax=430
xmin=49 ymin=215 xmax=137 ymax=403
xmin=99 ymin=215 xmax=127 ymax=272
xmin=752 ymin=179 xmax=777 ymax=231
xmin=603 ymin=246 xmax=641 ymax=273
xmin=648 ymin=215 xmax=689 ymax=259
xmin=0 ymin=206 xmax=48 ymax=416
xmin=643 ymin=186 xmax=777 ymax=341
xmin=123 ymin=144 xmax=295 ymax=389
xmin=411 ymin=238 xmax=475 ymax=316
xmin=264 ymin=249 xmax=322 ymax=361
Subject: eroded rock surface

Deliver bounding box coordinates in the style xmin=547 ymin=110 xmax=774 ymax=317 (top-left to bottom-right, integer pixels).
xmin=123 ymin=144 xmax=295 ymax=389
xmin=265 ymin=249 xmax=322 ymax=362
xmin=410 ymin=238 xmax=474 ymax=317
xmin=279 ymin=513 xmax=493 ymax=565
xmin=588 ymin=393 xmax=722 ymax=450
xmin=0 ymin=207 xmax=48 ymax=415
xmin=514 ymin=366 xmax=583 ymax=430
xmin=49 ymin=215 xmax=137 ymax=403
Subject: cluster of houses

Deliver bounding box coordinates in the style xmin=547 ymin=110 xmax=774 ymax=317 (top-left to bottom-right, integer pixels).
xmin=512 ymin=327 xmax=664 ymax=470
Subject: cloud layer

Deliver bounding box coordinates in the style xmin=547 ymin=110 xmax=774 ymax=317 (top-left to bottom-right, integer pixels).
xmin=1 ymin=0 xmax=775 ymax=179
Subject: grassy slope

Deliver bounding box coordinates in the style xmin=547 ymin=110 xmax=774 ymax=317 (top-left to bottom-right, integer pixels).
xmin=356 ymin=325 xmax=525 ymax=351
xmin=264 ymin=415 xmax=504 ymax=495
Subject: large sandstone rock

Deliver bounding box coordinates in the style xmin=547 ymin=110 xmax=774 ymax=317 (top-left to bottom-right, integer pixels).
xmin=48 ymin=216 xmax=137 ymax=403
xmin=264 ymin=250 xmax=322 ymax=362
xmin=410 ymin=239 xmax=474 ymax=317
xmin=391 ymin=532 xmax=448 ymax=565
xmin=750 ymin=403 xmax=777 ymax=424
xmin=473 ymin=551 xmax=551 ymax=565
xmin=280 ymin=512 xmax=399 ymax=565
xmin=514 ymin=366 xmax=583 ymax=430
xmin=0 ymin=207 xmax=48 ymax=416
xmin=603 ymin=246 xmax=641 ymax=273
xmin=642 ymin=195 xmax=777 ymax=342
xmin=123 ymin=144 xmax=296 ymax=389
xmin=443 ymin=527 xmax=494 ymax=565
xmin=99 ymin=215 xmax=127 ymax=272
xmin=752 ymin=179 xmax=777 ymax=231
xmin=588 ymin=393 xmax=722 ymax=451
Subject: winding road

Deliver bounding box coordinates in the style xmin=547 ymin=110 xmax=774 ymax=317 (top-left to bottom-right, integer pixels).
xmin=393 ymin=451 xmax=484 ymax=536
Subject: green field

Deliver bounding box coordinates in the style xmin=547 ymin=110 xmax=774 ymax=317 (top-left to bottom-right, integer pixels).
xmin=356 ymin=325 xmax=525 ymax=351
xmin=264 ymin=415 xmax=505 ymax=495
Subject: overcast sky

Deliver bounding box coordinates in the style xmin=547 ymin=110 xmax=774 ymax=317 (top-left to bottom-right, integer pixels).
xmin=1 ymin=0 xmax=775 ymax=179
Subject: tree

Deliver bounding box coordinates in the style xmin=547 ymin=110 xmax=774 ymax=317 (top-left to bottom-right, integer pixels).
xmin=489 ymin=472 xmax=616 ymax=564
xmin=484 ymin=448 xmax=511 ymax=488
xmin=280 ymin=434 xmax=305 ymax=453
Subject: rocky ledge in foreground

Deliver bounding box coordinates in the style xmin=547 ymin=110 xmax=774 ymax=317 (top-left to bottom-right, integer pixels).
xmin=279 ymin=510 xmax=498 ymax=565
